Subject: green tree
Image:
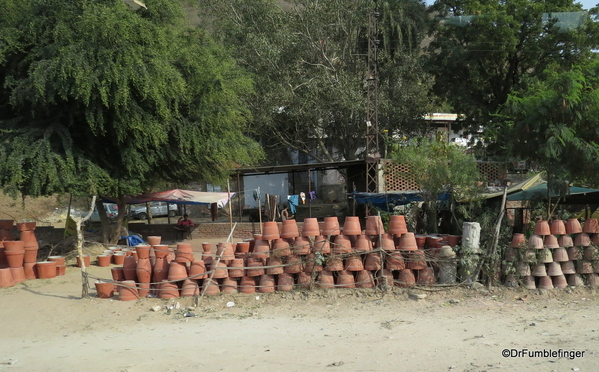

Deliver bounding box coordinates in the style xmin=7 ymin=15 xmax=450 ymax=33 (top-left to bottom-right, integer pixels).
xmin=425 ymin=0 xmax=598 ymax=155
xmin=199 ymin=0 xmax=434 ymax=163
xmin=0 ymin=0 xmax=263 ymax=242
xmin=391 ymin=138 xmax=481 ymax=233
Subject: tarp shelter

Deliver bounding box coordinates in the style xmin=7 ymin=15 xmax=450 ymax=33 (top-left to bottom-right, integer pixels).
xmin=103 ymin=189 xmax=235 ymax=208
xmin=507 ymin=184 xmax=599 ymax=204
xmin=353 ymin=191 xmax=450 ymax=211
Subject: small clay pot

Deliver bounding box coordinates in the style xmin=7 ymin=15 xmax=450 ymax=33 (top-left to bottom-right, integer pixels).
xmin=364 ymin=253 xmax=382 ymax=271
xmin=344 ymin=256 xmax=364 ymax=272
xmin=552 ymin=274 xmax=568 ymax=289
xmin=55 ymin=265 xmax=66 ymax=276
xmin=272 ymin=239 xmax=291 ymax=258
xmin=262 ymin=221 xmax=280 ymax=240
xmin=239 ymin=276 xmax=257 ymax=294
xmin=280 ymin=220 xmax=300 ymax=239
xmin=301 ymin=218 xmax=321 ymax=237
xmin=355 ymin=270 xmax=375 ymax=288
xmin=3 ymin=241 xmax=24 ymax=252
xmin=76 ymin=255 xmax=91 ymax=268
xmin=397 ymin=233 xmax=418 ymax=251
xmin=365 ymin=216 xmax=384 ymax=235
xmin=5 ymin=250 xmax=24 ymax=268
xmin=388 ymin=215 xmax=408 ymax=236
xmin=176 ymin=242 xmax=195 ymax=263
xmin=202 ymin=279 xmax=220 ymax=295
xmin=342 ymin=216 xmax=362 ymax=235
xmin=112 ymin=252 xmax=126 ymax=265
xmin=396 ymin=269 xmax=416 ymax=287
xmin=284 ymin=255 xmax=303 ymax=274
xmin=168 ymin=261 xmax=189 ymax=282
xmin=96 ymin=255 xmax=112 ymax=267
xmin=159 ymin=280 xmax=180 ymax=299
xmin=354 ymin=235 xmax=373 ymax=252
xmin=146 ymin=236 xmax=161 ymax=246
xmin=293 ymin=236 xmax=311 ymax=255
xmin=534 ymin=220 xmax=551 ymax=236
xmin=228 ymin=258 xmax=245 ymax=278
xmin=135 ymin=244 xmax=151 ymax=260
xmin=210 ymin=261 xmax=228 ymax=279
xmin=111 ymin=267 xmax=125 ymax=281
xmin=0 ymin=267 xmax=15 ymax=288
xmin=318 ymin=270 xmax=335 ymax=289
xmin=332 ymin=235 xmax=352 ymax=254
xmin=322 ymin=217 xmax=341 ymax=236
xmin=35 ymin=261 xmax=57 ymax=279
xmin=153 ymin=245 xmax=170 ymax=259
xmin=95 ymin=281 xmax=115 ymax=298
xmin=181 ymin=279 xmax=200 ymax=297
xmin=16 ymin=222 xmax=36 ymax=232
xmin=136 ymin=258 xmax=152 ymax=283
xmin=23 ymin=262 xmax=37 ymax=280
xmin=189 ymin=260 xmax=207 ymax=280
xmin=336 ymin=270 xmax=356 ymax=288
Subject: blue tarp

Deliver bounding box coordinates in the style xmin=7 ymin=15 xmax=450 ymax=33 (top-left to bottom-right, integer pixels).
xmin=353 ymin=192 xmax=450 ymax=211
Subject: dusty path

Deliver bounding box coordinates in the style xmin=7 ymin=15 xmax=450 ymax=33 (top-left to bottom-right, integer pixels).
xmin=0 ymin=264 xmax=598 ymax=372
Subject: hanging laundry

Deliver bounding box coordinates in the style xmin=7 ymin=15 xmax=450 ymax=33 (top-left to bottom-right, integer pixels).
xmin=210 ymin=202 xmax=218 ymax=221
xmin=253 ymin=187 xmax=261 ymax=201
xmin=263 ymin=194 xmax=279 ymax=221
xmin=287 ymin=195 xmax=299 ymax=214
xmin=309 ymin=191 xmax=317 ymax=201
xmin=299 ymin=192 xmax=306 ymax=204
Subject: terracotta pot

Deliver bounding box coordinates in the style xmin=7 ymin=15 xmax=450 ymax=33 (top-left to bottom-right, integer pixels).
xmin=447 ymin=235 xmax=461 ymax=248
xmin=302 ymin=218 xmax=320 ymax=237
xmin=577 ymin=260 xmax=594 ymax=274
xmin=584 ymin=246 xmax=597 ymax=261
xmin=293 ymin=236 xmax=312 ymax=255
xmin=318 ymin=270 xmax=335 ymax=288
xmin=396 ymin=269 xmax=416 ymax=287
xmin=416 ymin=267 xmax=436 ymax=285
xmin=344 ymin=256 xmax=364 ymax=271
xmin=96 ymin=255 xmax=111 ymax=267
xmin=147 ymin=236 xmax=161 ymax=246
xmin=76 ymin=255 xmax=91 ymax=268
xmin=280 ymin=219 xmax=300 ymax=239
xmin=16 ymin=222 xmax=36 ymax=232
xmin=547 ymin=262 xmax=563 ymax=276
xmin=262 ymin=221 xmax=280 ymax=240
xmin=135 ymin=244 xmax=151 ymax=260
xmin=342 ymin=216 xmax=362 ymax=235
xmin=246 ymin=257 xmax=265 ymax=277
xmin=550 ymin=220 xmax=566 ymax=235
xmin=112 ymin=252 xmax=126 ymax=265
xmin=55 ymin=265 xmax=66 ymax=276
xmin=567 ymin=273 xmax=584 ymax=286
xmin=122 ymin=255 xmax=137 ymax=281
xmin=586 ymin=273 xmax=599 ymax=286
xmin=189 ymin=260 xmax=207 ymax=280
xmin=354 ymin=235 xmax=373 ymax=252
xmin=272 ymin=238 xmax=291 ymax=257
xmin=593 ymin=234 xmax=599 ymax=246
xmin=324 ymin=256 xmax=343 ymax=271
xmin=377 ymin=269 xmax=394 ymax=288
xmin=297 ymin=271 xmax=312 ymax=289
xmin=336 ymin=270 xmax=356 ymax=288
xmin=137 ymin=282 xmax=151 ymax=298
xmin=521 ymin=275 xmax=535 ymax=289
xmin=153 ymin=245 xmax=171 ymax=259
xmin=266 ymin=256 xmax=284 ymax=275
xmin=215 ymin=242 xmax=234 ymax=263
xmin=95 ymin=281 xmax=115 ymax=298
xmin=210 ymin=261 xmax=228 ymax=279
xmin=276 ymin=273 xmax=294 ymax=291
xmin=406 ymin=250 xmax=427 ymax=270
xmin=527 ymin=235 xmax=544 ymax=249
xmin=322 ymin=217 xmax=341 ymax=236
xmin=558 ymin=235 xmax=574 ymax=247
xmin=5 ymin=250 xmax=24 ymax=268
xmin=220 ymin=277 xmax=238 ymax=294
xmin=552 ymin=247 xmax=569 ymax=262
xmin=252 ymin=239 xmax=270 ymax=260
xmin=9 ymin=266 xmax=25 ymax=283
xmin=560 ymin=261 xmax=576 ymax=274
xmin=228 ymin=258 xmax=245 ymax=278
xmin=111 ymin=267 xmax=125 ymax=281
xmin=118 ymin=280 xmax=139 ymax=301
xmin=517 ymin=262 xmax=531 ymax=276
xmin=534 ymin=220 xmax=551 ymax=236
xmin=0 ymin=267 xmax=15 ymax=288
xmin=531 ymin=264 xmax=547 ymax=277
xmin=303 ymin=254 xmax=323 ymax=273
xmin=583 ymin=218 xmax=599 ymax=234
xmin=0 ymin=246 xmax=7 ymax=267
xmin=284 ymin=255 xmax=303 ymax=274
xmin=511 ymin=233 xmax=526 ymax=248
xmin=332 ymin=235 xmax=352 ymax=254
xmin=236 ymin=241 xmax=251 ymax=255
xmin=167 ymin=261 xmax=188 ymax=282
xmin=504 ymin=274 xmax=518 ymax=287
xmin=504 ymin=247 xmax=516 ymax=262
xmin=536 ymin=276 xmax=553 ymax=290
xmin=3 ymin=240 xmax=24 ymax=252
xmin=521 ymin=249 xmax=536 ymax=263
xmin=19 ymin=230 xmax=38 ymax=247
xmin=551 ymin=274 xmax=567 ymax=288
xmin=174 ymin=242 xmax=194 ymax=263
xmin=258 ymin=274 xmax=276 ymax=293
xmin=388 ymin=215 xmax=408 ymax=236
xmin=239 ymin=276 xmax=257 ymax=294
xmin=574 ymin=233 xmax=591 ymax=247
xmin=426 ymin=236 xmax=442 ymax=249
xmin=538 ymin=248 xmax=553 ymax=263
xmin=312 ymin=235 xmax=331 ymax=254
xmin=397 ymin=233 xmax=418 ymax=251
xmin=365 ymin=216 xmax=384 ymax=235
xmin=159 ymin=280 xmax=180 ymax=299
xmin=565 ymin=219 xmax=583 ymax=234
xmin=23 ymin=262 xmax=36 ymax=279
xmin=567 ymin=246 xmax=582 ymax=261
xmin=414 ymin=235 xmax=426 ymax=249
xmin=0 ymin=220 xmax=14 ymax=230
xmin=46 ymin=256 xmax=65 ymax=266
xmin=152 ymin=257 xmax=169 ymax=283
xmin=384 ymin=251 xmax=405 ymax=271
xmin=355 ymin=270 xmax=375 ymax=288
xmin=136 ymin=258 xmax=152 ymax=283
xmin=364 ymin=253 xmax=382 ymax=270
xmin=181 ymin=279 xmax=200 ymax=297
xmin=22 ymin=247 xmax=38 ymax=264
xmin=543 ymin=235 xmax=559 ymax=249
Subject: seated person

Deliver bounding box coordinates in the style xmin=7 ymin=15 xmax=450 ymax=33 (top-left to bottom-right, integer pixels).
xmin=281 ymin=205 xmax=294 ymax=221
xmin=174 ymin=214 xmax=194 ymax=239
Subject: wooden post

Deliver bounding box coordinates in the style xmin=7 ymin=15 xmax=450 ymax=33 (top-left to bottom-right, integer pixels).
xmin=227 ymin=179 xmax=233 ymax=230
xmin=76 ymin=196 xmax=96 ymax=298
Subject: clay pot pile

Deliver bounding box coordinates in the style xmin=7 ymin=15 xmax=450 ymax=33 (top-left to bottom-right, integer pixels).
xmin=504 ymin=219 xmax=599 ymax=290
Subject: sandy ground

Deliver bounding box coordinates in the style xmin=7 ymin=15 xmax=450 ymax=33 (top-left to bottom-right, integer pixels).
xmin=1 ymin=246 xmax=598 ymax=372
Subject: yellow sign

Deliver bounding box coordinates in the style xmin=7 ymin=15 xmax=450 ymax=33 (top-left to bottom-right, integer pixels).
xmin=64 ymin=215 xmax=77 ymax=237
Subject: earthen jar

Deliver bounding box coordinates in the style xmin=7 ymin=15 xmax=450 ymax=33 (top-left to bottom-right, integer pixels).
xmin=342 ymin=216 xmax=362 ymax=235
xmin=521 ymin=275 xmax=536 ymax=289
xmin=4 ymin=250 xmax=24 ymax=268
xmin=3 ymin=241 xmax=24 ymax=252
xmin=152 ymin=257 xmax=168 ymax=283
xmin=538 ymin=248 xmax=553 ymax=263
xmin=406 ymin=250 xmax=427 ymax=270
xmin=122 ymin=255 xmax=137 ymax=281
xmin=577 ymin=260 xmax=593 ymax=274
xmin=531 ymin=263 xmax=547 ymax=276
xmin=377 ymin=234 xmax=395 ymax=251
xmin=176 ymin=242 xmax=195 ymax=263
xmin=364 ymin=216 xmax=384 ymax=236
xmin=527 ymin=235 xmax=544 ymax=249
xmin=552 ymin=247 xmax=569 ymax=262
xmin=118 ymin=280 xmax=139 ymax=301
xmin=276 ymin=273 xmax=295 ymax=291
xmin=537 ymin=276 xmax=553 ymax=290
xmin=560 ymin=261 xmax=576 ymax=274
xmin=583 ymin=218 xmax=599 ymax=234
xmin=546 ymin=262 xmax=563 ymax=276
xmin=23 ymin=262 xmax=36 ymax=280
xmin=574 ymin=233 xmax=591 ymax=247
xmin=324 ymin=256 xmax=343 ymax=271
xmin=558 ymin=235 xmax=574 ymax=247
xmin=252 ymin=239 xmax=270 ymax=260
xmin=534 ymin=220 xmax=551 ymax=236
xmin=567 ymin=273 xmax=584 ymax=286
xmin=567 ymin=246 xmax=582 ymax=261
xmin=215 ymin=242 xmax=234 ymax=263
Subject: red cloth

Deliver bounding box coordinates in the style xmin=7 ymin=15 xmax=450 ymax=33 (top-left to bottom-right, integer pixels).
xmin=177 ymin=219 xmax=194 ymax=227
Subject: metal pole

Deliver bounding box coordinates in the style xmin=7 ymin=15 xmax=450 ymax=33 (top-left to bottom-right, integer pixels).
xmin=308 ymin=169 xmax=312 ymax=218
xmin=237 ymin=172 xmax=243 ymax=222
xmin=227 ymin=179 xmax=233 ymax=230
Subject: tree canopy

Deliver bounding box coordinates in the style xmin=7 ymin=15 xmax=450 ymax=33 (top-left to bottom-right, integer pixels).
xmin=0 ymin=0 xmax=263 ymax=200
xmin=199 ymin=0 xmax=434 ymax=163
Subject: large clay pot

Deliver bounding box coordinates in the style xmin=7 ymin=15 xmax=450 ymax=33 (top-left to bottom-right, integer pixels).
xmin=355 ymin=270 xmax=375 ymax=288
xmin=560 ymin=261 xmax=576 ymax=274
xmin=272 ymin=239 xmax=291 ymax=258
xmin=262 ymin=221 xmax=280 ymax=240
xmin=568 ymin=246 xmax=582 ymax=261
xmin=536 ymin=276 xmax=553 ymax=289
xmin=147 ymin=236 xmax=161 ymax=246
xmin=342 ymin=216 xmax=362 ymax=235
xmin=189 ymin=260 xmax=207 ymax=280
xmin=277 ymin=273 xmax=295 ymax=291
xmin=136 ymin=258 xmax=152 ymax=283
xmin=293 ymin=236 xmax=311 ymax=255
xmin=34 ymin=261 xmax=56 ymax=279
xmin=397 ymin=233 xmax=418 ymax=251
xmin=135 ymin=244 xmax=151 ymax=260
xmin=324 ymin=256 xmax=343 ymax=271
xmin=552 ymin=274 xmax=568 ymax=289
xmin=118 ymin=280 xmax=139 ymax=301
xmin=318 ymin=270 xmax=335 ymax=289
xmin=95 ymin=281 xmax=115 ymax=298
xmin=406 ymin=250 xmax=427 ymax=270
xmin=322 ymin=217 xmax=341 ymax=236
xmin=546 ymin=262 xmax=563 ymax=276
xmin=531 ymin=264 xmax=547 ymax=276
xmin=280 ymin=220 xmax=300 ymax=239
xmin=239 ymin=276 xmax=257 ymax=294
xmin=332 ymin=235 xmax=352 ymax=254
xmin=336 ymin=270 xmax=356 ymax=288
xmin=176 ymin=243 xmax=195 ymax=263
xmin=388 ymin=215 xmax=408 ymax=236
xmin=0 ymin=267 xmax=15 ymax=288
xmin=167 ymin=261 xmax=188 ymax=282
xmin=312 ymin=235 xmax=331 ymax=254
xmin=22 ymin=247 xmax=38 ymax=264
xmin=365 ymin=216 xmax=384 ymax=235
xmin=543 ymin=235 xmax=559 ymax=249
xmin=354 ymin=235 xmax=373 ymax=252
xmin=567 ymin=273 xmax=584 ymax=286
xmin=550 ymin=220 xmax=566 ymax=235
xmin=377 ymin=234 xmax=395 ymax=251
xmin=152 ymin=257 xmax=168 ymax=283
xmin=159 ymin=280 xmax=180 ymax=299
xmin=552 ymin=247 xmax=569 ymax=262
xmin=302 ymin=218 xmax=320 ymax=237
xmin=527 ymin=235 xmax=544 ymax=249
xmin=5 ymin=250 xmax=24 ymax=268
xmin=396 ymin=269 xmax=416 ymax=287
xmin=181 ymin=279 xmax=200 ymax=297
xmin=574 ymin=233 xmax=591 ymax=247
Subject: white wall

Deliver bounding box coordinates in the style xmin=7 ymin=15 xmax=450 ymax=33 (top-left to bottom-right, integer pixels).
xmin=243 ymin=174 xmax=289 ymax=209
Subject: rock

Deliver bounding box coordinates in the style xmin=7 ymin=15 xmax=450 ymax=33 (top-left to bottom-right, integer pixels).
xmin=150 ymin=305 xmax=162 ymax=312
xmin=449 ymin=299 xmax=460 ymax=304
xmin=408 ymin=291 xmax=427 ymax=300
xmin=469 ymin=282 xmax=484 ymax=290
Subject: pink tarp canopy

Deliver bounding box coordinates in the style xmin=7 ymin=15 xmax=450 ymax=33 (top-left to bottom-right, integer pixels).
xmin=105 ymin=189 xmax=235 ymax=208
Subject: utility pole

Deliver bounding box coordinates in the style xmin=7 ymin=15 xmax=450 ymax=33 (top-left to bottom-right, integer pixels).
xmin=365 ymin=0 xmax=381 ymax=212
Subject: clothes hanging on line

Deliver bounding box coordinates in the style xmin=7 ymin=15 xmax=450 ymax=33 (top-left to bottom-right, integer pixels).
xmin=309 ymin=191 xmax=317 ymax=201
xmin=287 ymin=195 xmax=299 ymax=214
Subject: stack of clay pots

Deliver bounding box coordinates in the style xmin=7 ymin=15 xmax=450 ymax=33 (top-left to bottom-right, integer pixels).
xmin=0 ymin=219 xmax=13 ymax=269
xmin=19 ymin=222 xmax=39 ymax=279
xmin=505 ymin=218 xmax=599 ymax=290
